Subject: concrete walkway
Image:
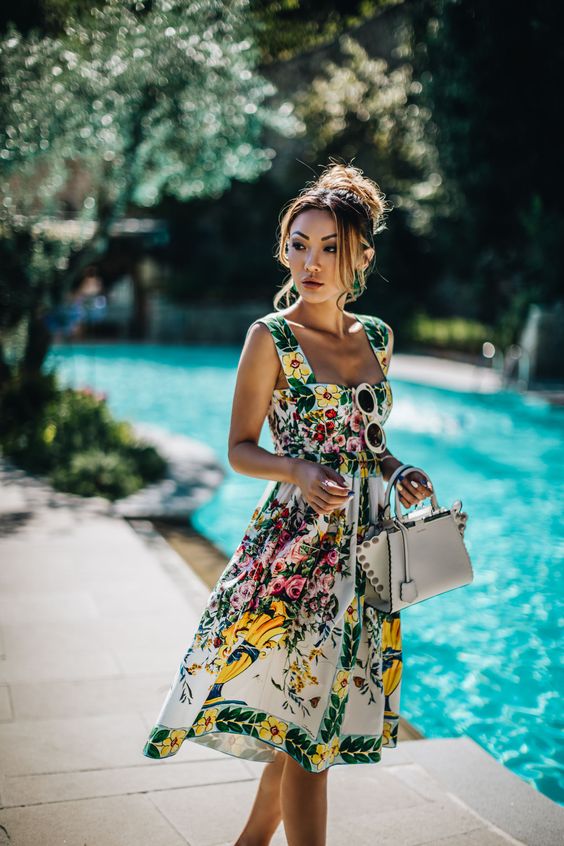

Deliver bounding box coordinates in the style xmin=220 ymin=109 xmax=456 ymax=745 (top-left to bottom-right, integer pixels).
xmin=1 ymin=462 xmax=563 ymax=846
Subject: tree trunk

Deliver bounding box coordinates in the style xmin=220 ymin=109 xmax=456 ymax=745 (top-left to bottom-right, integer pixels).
xmin=22 ymin=308 xmax=52 ymax=376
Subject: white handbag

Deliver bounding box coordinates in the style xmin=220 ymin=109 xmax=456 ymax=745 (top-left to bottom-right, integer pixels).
xmin=357 ymin=463 xmax=473 ymax=612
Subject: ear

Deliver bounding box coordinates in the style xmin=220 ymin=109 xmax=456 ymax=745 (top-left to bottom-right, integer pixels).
xmin=360 ymin=246 xmax=375 ymax=270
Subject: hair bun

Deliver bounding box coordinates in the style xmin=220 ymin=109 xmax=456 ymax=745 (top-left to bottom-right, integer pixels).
xmin=314 ymin=160 xmax=389 ymax=234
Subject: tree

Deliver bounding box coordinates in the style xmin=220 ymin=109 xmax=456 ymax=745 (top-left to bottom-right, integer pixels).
xmin=407 ymin=0 xmax=564 ymax=337
xmin=0 ymin=0 xmax=299 ymax=377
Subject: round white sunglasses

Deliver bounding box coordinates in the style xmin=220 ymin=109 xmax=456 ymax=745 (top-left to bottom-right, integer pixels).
xmin=353 ymin=382 xmax=387 ymax=455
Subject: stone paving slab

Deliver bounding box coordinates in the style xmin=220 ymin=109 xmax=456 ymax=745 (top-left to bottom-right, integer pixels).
xmin=1 ymin=459 xmax=562 ymax=846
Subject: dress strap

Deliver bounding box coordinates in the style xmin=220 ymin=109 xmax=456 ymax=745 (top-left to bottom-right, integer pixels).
xmin=254 ymin=312 xmax=317 ymax=386
xmin=355 ymin=313 xmax=393 ymax=377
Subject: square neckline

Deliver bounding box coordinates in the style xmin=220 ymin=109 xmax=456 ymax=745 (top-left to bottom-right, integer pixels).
xmin=277 ymin=311 xmax=389 ymax=393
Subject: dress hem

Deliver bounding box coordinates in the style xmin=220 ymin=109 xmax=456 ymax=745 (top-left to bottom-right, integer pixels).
xmin=142 ymin=709 xmax=400 ymax=774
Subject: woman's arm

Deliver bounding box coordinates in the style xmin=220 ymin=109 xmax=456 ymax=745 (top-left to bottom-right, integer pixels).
xmin=380 ymin=448 xmax=434 ymax=507
xmin=228 ymin=322 xmax=352 ymax=515
xmin=379 ymin=449 xmax=404 ymax=482
xmin=228 ymin=322 xmax=297 ymax=483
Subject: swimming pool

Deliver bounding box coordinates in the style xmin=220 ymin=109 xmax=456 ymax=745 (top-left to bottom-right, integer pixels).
xmin=46 ymin=342 xmax=564 ymax=805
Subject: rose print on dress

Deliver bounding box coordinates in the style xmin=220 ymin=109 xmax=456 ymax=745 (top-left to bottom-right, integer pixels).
xmin=143 ymin=312 xmax=402 ymax=772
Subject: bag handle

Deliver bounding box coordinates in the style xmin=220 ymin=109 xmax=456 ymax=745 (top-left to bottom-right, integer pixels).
xmin=383 ymin=463 xmax=439 ymax=521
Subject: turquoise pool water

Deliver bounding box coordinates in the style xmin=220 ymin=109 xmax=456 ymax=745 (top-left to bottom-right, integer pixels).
xmin=46 ymin=342 xmax=564 ymax=804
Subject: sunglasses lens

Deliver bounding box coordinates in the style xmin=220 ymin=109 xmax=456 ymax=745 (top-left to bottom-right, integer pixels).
xmin=365 ymin=421 xmax=385 ymax=451
xmin=356 ymin=388 xmax=375 ymax=415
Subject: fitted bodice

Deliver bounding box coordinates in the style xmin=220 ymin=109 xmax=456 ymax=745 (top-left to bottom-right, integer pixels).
xmin=256 ymin=312 xmax=394 ymax=476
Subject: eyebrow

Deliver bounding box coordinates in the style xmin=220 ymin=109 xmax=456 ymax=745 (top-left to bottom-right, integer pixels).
xmin=291 ymin=230 xmax=337 ymax=241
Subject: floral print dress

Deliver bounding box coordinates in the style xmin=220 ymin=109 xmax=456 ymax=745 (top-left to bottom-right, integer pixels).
xmin=143 ymin=310 xmax=402 ymax=773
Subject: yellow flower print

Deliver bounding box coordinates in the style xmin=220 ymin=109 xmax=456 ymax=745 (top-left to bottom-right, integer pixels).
xmin=327 ymin=735 xmax=340 ymax=763
xmin=382 ymin=720 xmax=392 ymax=744
xmin=314 ymin=385 xmax=341 ymax=408
xmin=193 ymin=707 xmax=219 ymax=735
xmin=338 ymin=454 xmax=350 ymax=475
xmin=344 ymin=600 xmax=359 ymax=625
xmin=160 ymin=728 xmax=187 ymax=756
xmin=311 ymin=742 xmax=329 ymax=770
xmin=332 ymin=669 xmax=349 ymax=699
xmin=259 ymin=715 xmax=288 ymax=745
xmin=282 ymin=351 xmax=312 ymax=382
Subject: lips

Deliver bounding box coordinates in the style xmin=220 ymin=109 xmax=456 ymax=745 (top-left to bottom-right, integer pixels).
xmin=302 ymin=278 xmax=323 ymax=287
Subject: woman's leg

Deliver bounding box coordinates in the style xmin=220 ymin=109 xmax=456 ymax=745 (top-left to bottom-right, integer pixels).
xmin=234 ymin=750 xmax=286 ymax=846
xmin=280 ymin=754 xmax=329 ymax=846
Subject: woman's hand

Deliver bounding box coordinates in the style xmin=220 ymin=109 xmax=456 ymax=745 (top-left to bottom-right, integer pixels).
xmin=396 ymin=469 xmax=433 ymax=509
xmin=292 ymin=459 xmax=352 ymax=516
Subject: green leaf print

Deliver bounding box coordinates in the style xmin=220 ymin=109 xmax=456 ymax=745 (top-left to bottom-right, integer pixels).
xmin=150 ymin=728 xmax=171 ymax=743
xmin=144 ymin=742 xmax=161 ymax=759
xmin=270 ymin=322 xmax=295 ymax=354
xmin=342 ymin=627 xmax=353 ymax=667
xmin=320 ymin=691 xmax=347 ymax=743
xmin=339 ymin=734 xmax=382 ymax=764
xmin=297 ymin=392 xmax=317 ymax=414
xmin=290 ymin=379 xmax=310 ymax=394
xmin=214 ymin=704 xmax=254 ymax=734
xmin=285 ymin=726 xmax=316 ymax=771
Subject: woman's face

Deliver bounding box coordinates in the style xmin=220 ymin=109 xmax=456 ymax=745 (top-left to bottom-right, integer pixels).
xmin=286 ymin=208 xmax=342 ymax=304
xmin=286 ymin=208 xmax=372 ymax=305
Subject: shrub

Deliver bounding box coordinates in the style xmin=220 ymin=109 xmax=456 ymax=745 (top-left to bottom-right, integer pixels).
xmin=51 ymin=450 xmax=143 ymax=499
xmin=408 ymin=312 xmax=497 ymax=354
xmin=0 ymin=371 xmax=167 ymax=500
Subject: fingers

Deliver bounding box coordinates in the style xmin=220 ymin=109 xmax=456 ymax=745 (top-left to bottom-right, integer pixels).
xmin=312 ymin=488 xmax=351 ymax=514
xmin=324 ymin=468 xmax=349 ymax=487
xmin=320 ymin=478 xmax=350 ymax=499
xmin=310 ymin=478 xmax=353 ymax=515
xmin=397 ymin=474 xmax=432 ymax=508
xmin=310 ymin=496 xmax=344 ymax=515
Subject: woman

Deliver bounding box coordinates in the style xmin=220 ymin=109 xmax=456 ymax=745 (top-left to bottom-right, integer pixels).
xmin=143 ymin=161 xmax=432 ymax=846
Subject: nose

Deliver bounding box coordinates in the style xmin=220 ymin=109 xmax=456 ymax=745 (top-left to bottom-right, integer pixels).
xmin=304 ymin=252 xmax=322 ymax=271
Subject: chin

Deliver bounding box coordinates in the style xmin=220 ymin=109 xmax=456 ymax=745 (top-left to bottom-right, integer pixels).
xmin=299 ymin=286 xmax=326 ymax=297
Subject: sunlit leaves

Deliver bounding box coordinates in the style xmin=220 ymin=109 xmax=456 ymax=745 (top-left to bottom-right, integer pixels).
xmin=294 ymin=32 xmax=443 ymax=235
xmin=0 ymin=0 xmax=299 ymax=217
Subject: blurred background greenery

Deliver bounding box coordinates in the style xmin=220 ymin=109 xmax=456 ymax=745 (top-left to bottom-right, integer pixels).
xmin=1 ymin=0 xmax=563 ymax=494
xmin=2 ymin=0 xmax=562 ymax=361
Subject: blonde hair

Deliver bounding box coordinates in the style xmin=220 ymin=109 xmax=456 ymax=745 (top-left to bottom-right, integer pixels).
xmin=273 ymin=159 xmax=391 ymax=311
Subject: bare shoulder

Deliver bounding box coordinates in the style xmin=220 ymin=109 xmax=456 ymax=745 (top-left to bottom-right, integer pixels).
xmin=244 ymin=318 xmax=278 ymax=358
xmin=238 ymin=317 xmax=280 ymax=382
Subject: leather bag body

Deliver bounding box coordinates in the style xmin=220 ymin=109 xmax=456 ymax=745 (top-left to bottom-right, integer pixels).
xmin=357 ymin=464 xmax=474 ymax=613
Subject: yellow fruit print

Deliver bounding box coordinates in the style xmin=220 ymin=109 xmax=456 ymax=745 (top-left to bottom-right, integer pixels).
xmin=142 ymin=311 xmax=401 ymax=774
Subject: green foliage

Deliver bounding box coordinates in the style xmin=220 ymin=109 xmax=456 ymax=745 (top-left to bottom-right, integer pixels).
xmin=0 ymin=0 xmax=299 ymax=375
xmin=408 ymin=312 xmax=496 ymax=354
xmin=50 ymin=449 xmax=143 ymax=499
xmin=250 ymin=0 xmax=403 ymax=63
xmin=0 ymin=370 xmax=166 ymax=500
xmin=294 ymin=33 xmax=441 ymax=236
xmin=0 ymin=0 xmax=296 ymax=211
xmin=407 ymin=0 xmax=564 ymax=334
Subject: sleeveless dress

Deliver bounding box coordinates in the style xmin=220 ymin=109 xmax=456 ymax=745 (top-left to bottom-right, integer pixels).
xmin=142 ymin=310 xmax=402 ymax=773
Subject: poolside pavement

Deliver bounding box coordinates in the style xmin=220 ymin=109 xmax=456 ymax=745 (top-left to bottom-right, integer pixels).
xmin=1 ymin=457 xmax=563 ymax=846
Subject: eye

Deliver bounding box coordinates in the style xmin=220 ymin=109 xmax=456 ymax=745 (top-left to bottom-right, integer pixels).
xmin=291 ymin=241 xmax=336 ymax=252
